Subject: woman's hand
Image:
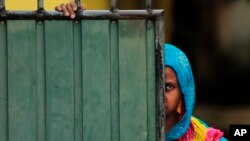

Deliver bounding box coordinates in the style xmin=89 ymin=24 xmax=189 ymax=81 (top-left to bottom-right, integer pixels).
xmin=55 ymin=0 xmax=86 ymax=19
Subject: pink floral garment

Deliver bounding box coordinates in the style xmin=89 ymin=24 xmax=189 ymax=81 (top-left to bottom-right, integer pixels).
xmin=205 ymin=128 xmax=224 ymax=141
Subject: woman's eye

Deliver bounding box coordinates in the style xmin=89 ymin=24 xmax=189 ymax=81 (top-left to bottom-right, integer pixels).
xmin=165 ymin=84 xmax=175 ymax=92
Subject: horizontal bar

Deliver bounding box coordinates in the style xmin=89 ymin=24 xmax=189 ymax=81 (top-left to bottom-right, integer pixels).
xmin=0 ymin=10 xmax=164 ymax=20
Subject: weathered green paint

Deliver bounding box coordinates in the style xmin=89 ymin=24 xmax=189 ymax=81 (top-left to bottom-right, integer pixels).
xmin=82 ymin=20 xmax=111 ymax=141
xmin=7 ymin=20 xmax=37 ymax=141
xmin=37 ymin=21 xmax=46 ymax=141
xmin=45 ymin=21 xmax=74 ymax=141
xmin=146 ymin=20 xmax=156 ymax=141
xmin=110 ymin=21 xmax=120 ymax=141
xmin=0 ymin=21 xmax=7 ymax=141
xmin=1 ymin=19 xmax=158 ymax=141
xmin=119 ymin=20 xmax=148 ymax=141
xmin=73 ymin=21 xmax=83 ymax=141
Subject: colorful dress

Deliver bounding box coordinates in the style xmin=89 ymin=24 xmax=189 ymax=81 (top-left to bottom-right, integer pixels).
xmin=164 ymin=44 xmax=228 ymax=141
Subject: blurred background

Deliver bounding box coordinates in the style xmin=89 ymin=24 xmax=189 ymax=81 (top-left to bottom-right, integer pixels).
xmin=6 ymin=0 xmax=250 ymax=138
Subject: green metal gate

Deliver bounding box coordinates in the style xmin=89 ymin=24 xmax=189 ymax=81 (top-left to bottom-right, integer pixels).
xmin=0 ymin=0 xmax=165 ymax=141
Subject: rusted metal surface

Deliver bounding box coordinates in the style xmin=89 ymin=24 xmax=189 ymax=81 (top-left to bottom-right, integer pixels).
xmin=154 ymin=10 xmax=165 ymax=141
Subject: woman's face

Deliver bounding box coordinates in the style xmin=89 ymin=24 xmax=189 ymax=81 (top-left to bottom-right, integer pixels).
xmin=164 ymin=67 xmax=182 ymax=117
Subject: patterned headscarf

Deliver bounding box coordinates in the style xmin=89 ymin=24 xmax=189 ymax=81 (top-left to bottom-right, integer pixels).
xmin=164 ymin=44 xmax=195 ymax=141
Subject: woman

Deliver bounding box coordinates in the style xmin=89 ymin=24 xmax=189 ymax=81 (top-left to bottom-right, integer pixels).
xmin=164 ymin=44 xmax=228 ymax=141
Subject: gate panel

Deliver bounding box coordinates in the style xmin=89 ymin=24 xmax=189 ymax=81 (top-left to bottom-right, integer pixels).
xmin=7 ymin=21 xmax=37 ymax=141
xmin=81 ymin=20 xmax=111 ymax=141
xmin=45 ymin=21 xmax=74 ymax=141
xmin=119 ymin=20 xmax=148 ymax=141
xmin=0 ymin=9 xmax=164 ymax=141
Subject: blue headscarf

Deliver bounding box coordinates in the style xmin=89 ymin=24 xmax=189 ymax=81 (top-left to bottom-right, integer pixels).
xmin=164 ymin=44 xmax=195 ymax=141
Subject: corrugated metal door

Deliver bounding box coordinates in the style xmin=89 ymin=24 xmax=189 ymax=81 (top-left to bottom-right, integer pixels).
xmin=0 ymin=1 xmax=165 ymax=141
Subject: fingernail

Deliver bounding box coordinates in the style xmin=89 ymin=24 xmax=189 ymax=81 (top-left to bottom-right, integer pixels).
xmin=71 ymin=14 xmax=75 ymax=19
xmin=65 ymin=12 xmax=69 ymax=16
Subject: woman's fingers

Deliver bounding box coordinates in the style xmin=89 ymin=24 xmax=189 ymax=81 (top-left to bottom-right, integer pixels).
xmin=55 ymin=5 xmax=62 ymax=11
xmin=70 ymin=0 xmax=77 ymax=11
xmin=60 ymin=4 xmax=70 ymax=16
xmin=55 ymin=1 xmax=86 ymax=19
xmin=66 ymin=3 xmax=75 ymax=19
xmin=81 ymin=4 xmax=86 ymax=11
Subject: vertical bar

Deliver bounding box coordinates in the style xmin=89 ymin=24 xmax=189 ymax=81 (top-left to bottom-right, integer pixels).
xmin=110 ymin=20 xmax=119 ymax=141
xmin=146 ymin=20 xmax=156 ymax=141
xmin=0 ymin=0 xmax=4 ymax=10
xmin=37 ymin=21 xmax=45 ymax=141
xmin=111 ymin=0 xmax=117 ymax=11
xmin=82 ymin=20 xmax=111 ymax=141
xmin=45 ymin=21 xmax=74 ymax=141
xmin=7 ymin=20 xmax=37 ymax=141
xmin=37 ymin=0 xmax=44 ymax=9
xmin=119 ymin=20 xmax=147 ymax=141
xmin=146 ymin=0 xmax=152 ymax=9
xmin=76 ymin=0 xmax=81 ymax=8
xmin=74 ymin=21 xmax=83 ymax=141
xmin=0 ymin=21 xmax=7 ymax=141
xmin=155 ymin=12 xmax=165 ymax=141
xmin=156 ymin=12 xmax=165 ymax=49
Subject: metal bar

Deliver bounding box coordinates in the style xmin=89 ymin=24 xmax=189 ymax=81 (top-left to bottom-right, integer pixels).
xmin=146 ymin=20 xmax=156 ymax=141
xmin=146 ymin=0 xmax=152 ymax=9
xmin=37 ymin=0 xmax=44 ymax=10
xmin=0 ymin=10 xmax=164 ymax=20
xmin=110 ymin=20 xmax=119 ymax=141
xmin=73 ymin=21 xmax=83 ymax=141
xmin=76 ymin=0 xmax=81 ymax=9
xmin=155 ymin=10 xmax=165 ymax=48
xmin=0 ymin=0 xmax=4 ymax=10
xmin=110 ymin=0 xmax=117 ymax=11
xmin=37 ymin=21 xmax=45 ymax=141
xmin=0 ymin=20 xmax=7 ymax=141
xmin=154 ymin=10 xmax=165 ymax=141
